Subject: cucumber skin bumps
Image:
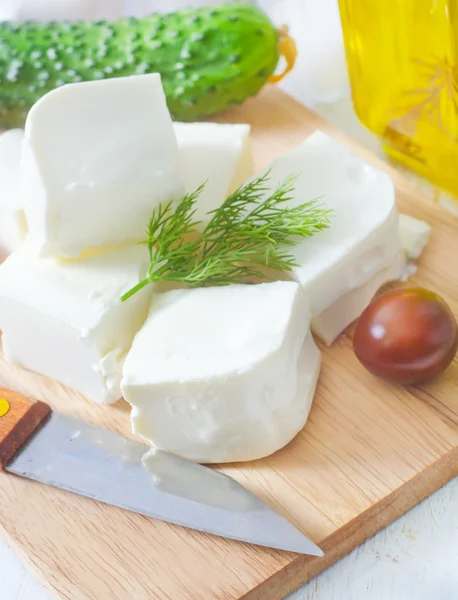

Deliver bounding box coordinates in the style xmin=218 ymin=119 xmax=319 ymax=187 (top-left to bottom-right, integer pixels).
xmin=0 ymin=4 xmax=280 ymax=128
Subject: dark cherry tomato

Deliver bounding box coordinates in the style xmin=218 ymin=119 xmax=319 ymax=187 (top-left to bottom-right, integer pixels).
xmin=353 ymin=287 xmax=458 ymax=384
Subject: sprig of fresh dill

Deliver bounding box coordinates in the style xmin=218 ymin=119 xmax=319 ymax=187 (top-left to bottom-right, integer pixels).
xmin=121 ymin=172 xmax=331 ymax=301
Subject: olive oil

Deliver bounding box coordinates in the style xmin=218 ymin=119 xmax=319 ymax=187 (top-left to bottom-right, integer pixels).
xmin=339 ymin=0 xmax=458 ymax=197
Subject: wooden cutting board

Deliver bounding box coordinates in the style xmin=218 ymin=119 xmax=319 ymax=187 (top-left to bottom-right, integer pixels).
xmin=1 ymin=86 xmax=458 ymax=600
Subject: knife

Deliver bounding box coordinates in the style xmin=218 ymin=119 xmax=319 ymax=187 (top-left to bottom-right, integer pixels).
xmin=0 ymin=388 xmax=323 ymax=556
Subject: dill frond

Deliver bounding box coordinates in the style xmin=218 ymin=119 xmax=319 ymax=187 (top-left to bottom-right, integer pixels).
xmin=121 ymin=174 xmax=331 ymax=301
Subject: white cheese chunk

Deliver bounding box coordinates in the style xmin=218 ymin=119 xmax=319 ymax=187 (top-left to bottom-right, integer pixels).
xmin=398 ymin=213 xmax=431 ymax=260
xmin=121 ymin=282 xmax=321 ymax=464
xmin=0 ymin=243 xmax=153 ymax=404
xmin=312 ymin=252 xmax=405 ymax=344
xmin=261 ymin=130 xmax=405 ymax=344
xmin=22 ymin=74 xmax=184 ymax=258
xmin=0 ymin=129 xmax=27 ymax=256
xmin=173 ymin=122 xmax=253 ymax=223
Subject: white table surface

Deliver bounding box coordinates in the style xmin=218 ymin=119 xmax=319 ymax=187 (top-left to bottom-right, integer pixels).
xmin=1 ymin=2 xmax=458 ymax=598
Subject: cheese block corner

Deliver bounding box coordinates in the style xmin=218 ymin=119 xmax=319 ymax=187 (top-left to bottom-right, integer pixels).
xmin=262 ymin=129 xmax=405 ymax=344
xmin=0 ymin=128 xmax=27 ymax=256
xmin=21 ymin=74 xmax=184 ymax=258
xmin=174 ymin=121 xmax=253 ymax=223
xmin=121 ymin=281 xmax=321 ymax=463
xmin=0 ymin=243 xmax=154 ymax=404
xmin=398 ymin=213 xmax=431 ymax=260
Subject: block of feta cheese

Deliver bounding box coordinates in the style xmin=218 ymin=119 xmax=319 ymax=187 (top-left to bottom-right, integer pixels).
xmin=261 ymin=130 xmax=405 ymax=345
xmin=0 ymin=243 xmax=154 ymax=404
xmin=22 ymin=74 xmax=184 ymax=258
xmin=121 ymin=281 xmax=321 ymax=464
xmin=398 ymin=213 xmax=431 ymax=260
xmin=0 ymin=129 xmax=27 ymax=256
xmin=173 ymin=122 xmax=253 ymax=223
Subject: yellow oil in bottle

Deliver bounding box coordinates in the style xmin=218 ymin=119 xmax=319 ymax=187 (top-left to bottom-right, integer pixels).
xmin=338 ymin=0 xmax=458 ymax=197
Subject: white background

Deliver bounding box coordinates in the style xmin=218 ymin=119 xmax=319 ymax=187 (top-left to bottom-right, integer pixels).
xmin=0 ymin=1 xmax=457 ymax=598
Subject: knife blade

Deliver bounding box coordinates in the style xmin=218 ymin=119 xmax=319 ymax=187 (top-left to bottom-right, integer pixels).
xmin=0 ymin=389 xmax=323 ymax=556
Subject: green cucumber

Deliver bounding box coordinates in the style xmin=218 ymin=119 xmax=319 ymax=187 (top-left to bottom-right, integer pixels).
xmin=0 ymin=4 xmax=280 ymax=128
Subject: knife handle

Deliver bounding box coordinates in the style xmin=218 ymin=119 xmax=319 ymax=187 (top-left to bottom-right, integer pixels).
xmin=0 ymin=388 xmax=51 ymax=469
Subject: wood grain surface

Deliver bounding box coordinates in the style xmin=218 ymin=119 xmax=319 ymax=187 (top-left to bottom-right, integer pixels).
xmin=0 ymin=86 xmax=457 ymax=600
